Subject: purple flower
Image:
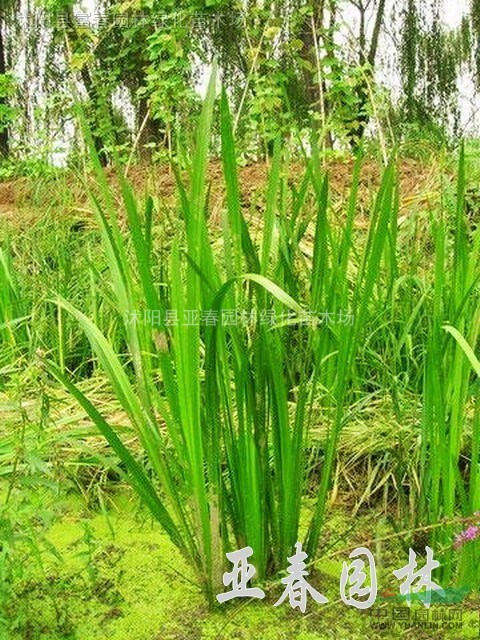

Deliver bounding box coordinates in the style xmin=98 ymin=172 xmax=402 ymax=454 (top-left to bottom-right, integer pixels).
xmin=464 ymin=525 xmax=479 ymax=540
xmin=454 ymin=524 xmax=480 ymax=549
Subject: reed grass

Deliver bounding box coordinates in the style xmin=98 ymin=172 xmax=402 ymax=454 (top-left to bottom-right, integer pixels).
xmin=44 ymin=75 xmax=403 ymax=601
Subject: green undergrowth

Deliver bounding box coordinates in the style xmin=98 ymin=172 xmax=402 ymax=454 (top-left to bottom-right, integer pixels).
xmin=3 ymin=483 xmax=480 ymax=640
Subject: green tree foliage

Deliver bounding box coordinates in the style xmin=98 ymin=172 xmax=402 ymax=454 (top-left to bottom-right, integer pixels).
xmin=2 ymin=0 xmax=480 ymax=165
xmin=0 ymin=0 xmax=20 ymax=158
xmin=399 ymin=0 xmax=474 ymax=137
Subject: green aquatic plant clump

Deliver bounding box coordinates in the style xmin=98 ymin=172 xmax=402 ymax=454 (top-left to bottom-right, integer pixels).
xmin=40 ymin=69 xmax=480 ymax=603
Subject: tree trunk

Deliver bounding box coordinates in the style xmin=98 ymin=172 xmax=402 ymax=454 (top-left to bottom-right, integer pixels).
xmin=347 ymin=0 xmax=387 ymax=149
xmin=368 ymin=0 xmax=387 ymax=67
xmin=64 ymin=8 xmax=109 ymax=165
xmin=136 ymin=95 xmax=159 ymax=162
xmin=0 ymin=15 xmax=9 ymax=158
xmin=299 ymin=0 xmax=334 ymax=147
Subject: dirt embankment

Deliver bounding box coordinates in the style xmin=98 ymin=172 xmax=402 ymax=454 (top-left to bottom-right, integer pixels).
xmin=0 ymin=179 xmax=16 ymax=216
xmin=0 ymin=157 xmax=444 ymax=232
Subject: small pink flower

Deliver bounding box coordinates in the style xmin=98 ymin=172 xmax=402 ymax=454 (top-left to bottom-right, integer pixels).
xmin=464 ymin=525 xmax=479 ymax=540
xmin=454 ymin=524 xmax=480 ymax=549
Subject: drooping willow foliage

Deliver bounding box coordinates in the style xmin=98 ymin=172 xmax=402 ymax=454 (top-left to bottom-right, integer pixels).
xmin=399 ymin=0 xmax=471 ymax=135
xmin=470 ymin=0 xmax=480 ymax=85
xmin=0 ymin=0 xmax=480 ymax=165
